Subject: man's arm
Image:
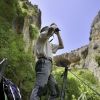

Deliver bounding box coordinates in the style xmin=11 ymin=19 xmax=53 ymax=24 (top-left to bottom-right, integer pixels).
xmin=51 ymin=29 xmax=64 ymax=54
xmin=55 ymin=31 xmax=64 ymax=49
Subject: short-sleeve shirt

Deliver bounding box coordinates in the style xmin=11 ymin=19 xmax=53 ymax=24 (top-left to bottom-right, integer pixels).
xmin=34 ymin=27 xmax=58 ymax=59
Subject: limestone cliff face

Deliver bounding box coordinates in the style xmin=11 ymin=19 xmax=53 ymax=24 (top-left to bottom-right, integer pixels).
xmin=54 ymin=11 xmax=100 ymax=80
xmin=13 ymin=0 xmax=41 ymax=52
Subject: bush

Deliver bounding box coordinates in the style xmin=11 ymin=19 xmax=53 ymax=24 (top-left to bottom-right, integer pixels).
xmin=78 ymin=70 xmax=97 ymax=84
xmin=0 ymin=13 xmax=35 ymax=100
xmin=95 ymin=56 xmax=100 ymax=67
xmin=0 ymin=0 xmax=17 ymax=23
xmin=0 ymin=0 xmax=39 ymax=99
xmin=29 ymin=24 xmax=39 ymax=39
xmin=52 ymin=68 xmax=100 ymax=100
xmin=23 ymin=2 xmax=28 ymax=9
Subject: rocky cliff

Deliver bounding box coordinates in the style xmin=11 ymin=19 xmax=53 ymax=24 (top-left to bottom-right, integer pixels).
xmin=84 ymin=11 xmax=100 ymax=80
xmin=13 ymin=0 xmax=41 ymax=52
xmin=54 ymin=11 xmax=100 ymax=80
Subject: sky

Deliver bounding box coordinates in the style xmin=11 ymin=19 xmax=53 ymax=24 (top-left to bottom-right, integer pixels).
xmin=30 ymin=0 xmax=100 ymax=55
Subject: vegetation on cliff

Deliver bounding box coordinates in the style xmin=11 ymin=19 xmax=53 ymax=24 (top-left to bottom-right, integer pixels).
xmin=95 ymin=56 xmax=100 ymax=67
xmin=0 ymin=0 xmax=39 ymax=99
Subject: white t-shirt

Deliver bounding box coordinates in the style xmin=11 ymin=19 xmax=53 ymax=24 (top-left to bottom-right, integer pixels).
xmin=34 ymin=28 xmax=58 ymax=59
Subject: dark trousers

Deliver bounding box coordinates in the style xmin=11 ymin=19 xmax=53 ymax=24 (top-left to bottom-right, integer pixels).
xmin=30 ymin=58 xmax=59 ymax=100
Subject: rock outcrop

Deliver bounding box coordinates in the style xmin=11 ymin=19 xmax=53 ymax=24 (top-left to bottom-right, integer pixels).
xmin=54 ymin=11 xmax=100 ymax=80
xmin=84 ymin=11 xmax=100 ymax=80
xmin=13 ymin=0 xmax=41 ymax=52
xmin=54 ymin=45 xmax=88 ymax=68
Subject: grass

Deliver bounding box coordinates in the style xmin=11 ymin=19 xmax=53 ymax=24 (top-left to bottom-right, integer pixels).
xmin=52 ymin=67 xmax=100 ymax=100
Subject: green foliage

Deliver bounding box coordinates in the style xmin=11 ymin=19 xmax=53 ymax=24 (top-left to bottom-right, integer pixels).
xmin=6 ymin=35 xmax=35 ymax=99
xmin=78 ymin=70 xmax=97 ymax=84
xmin=0 ymin=1 xmax=36 ymax=99
xmin=29 ymin=24 xmax=39 ymax=39
xmin=23 ymin=2 xmax=28 ymax=9
xmin=53 ymin=68 xmax=100 ymax=100
xmin=0 ymin=17 xmax=13 ymax=51
xmin=0 ymin=0 xmax=17 ymax=23
xmin=0 ymin=17 xmax=35 ymax=99
xmin=67 ymin=78 xmax=80 ymax=99
xmin=17 ymin=0 xmax=28 ymax=16
xmin=95 ymin=56 xmax=100 ymax=67
xmin=17 ymin=0 xmax=38 ymax=17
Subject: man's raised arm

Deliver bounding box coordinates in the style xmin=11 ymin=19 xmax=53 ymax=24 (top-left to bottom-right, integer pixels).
xmin=55 ymin=31 xmax=64 ymax=49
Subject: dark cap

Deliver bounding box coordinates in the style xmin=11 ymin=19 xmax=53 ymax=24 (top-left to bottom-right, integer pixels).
xmin=40 ymin=26 xmax=49 ymax=33
xmin=50 ymin=23 xmax=57 ymax=26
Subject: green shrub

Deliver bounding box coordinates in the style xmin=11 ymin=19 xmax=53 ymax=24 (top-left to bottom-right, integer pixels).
xmin=52 ymin=68 xmax=100 ymax=100
xmin=95 ymin=56 xmax=100 ymax=67
xmin=78 ymin=70 xmax=97 ymax=84
xmin=67 ymin=78 xmax=80 ymax=100
xmin=0 ymin=0 xmax=17 ymax=23
xmin=23 ymin=2 xmax=28 ymax=9
xmin=0 ymin=10 xmax=35 ymax=100
xmin=29 ymin=24 xmax=39 ymax=39
xmin=0 ymin=0 xmax=39 ymax=99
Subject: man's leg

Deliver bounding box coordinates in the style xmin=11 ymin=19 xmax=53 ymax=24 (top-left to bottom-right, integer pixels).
xmin=48 ymin=74 xmax=59 ymax=100
xmin=30 ymin=59 xmax=52 ymax=100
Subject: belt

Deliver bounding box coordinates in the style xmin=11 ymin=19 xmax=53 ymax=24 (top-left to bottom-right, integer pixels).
xmin=38 ymin=57 xmax=52 ymax=62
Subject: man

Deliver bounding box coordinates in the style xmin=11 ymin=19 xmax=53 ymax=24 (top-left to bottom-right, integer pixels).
xmin=30 ymin=23 xmax=64 ymax=100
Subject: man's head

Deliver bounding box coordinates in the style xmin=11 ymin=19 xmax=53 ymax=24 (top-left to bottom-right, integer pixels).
xmin=50 ymin=23 xmax=58 ymax=29
xmin=40 ymin=23 xmax=58 ymax=33
xmin=40 ymin=24 xmax=55 ymax=37
xmin=40 ymin=23 xmax=59 ymax=38
xmin=50 ymin=23 xmax=60 ymax=32
xmin=50 ymin=23 xmax=57 ymax=26
xmin=40 ymin=26 xmax=49 ymax=33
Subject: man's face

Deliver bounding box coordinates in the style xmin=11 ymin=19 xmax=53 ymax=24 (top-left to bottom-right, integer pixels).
xmin=48 ymin=27 xmax=55 ymax=37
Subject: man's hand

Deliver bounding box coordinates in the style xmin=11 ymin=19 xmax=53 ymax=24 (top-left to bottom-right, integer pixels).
xmin=54 ymin=28 xmax=60 ymax=35
xmin=54 ymin=28 xmax=60 ymax=33
xmin=48 ymin=27 xmax=55 ymax=37
xmin=54 ymin=28 xmax=64 ymax=49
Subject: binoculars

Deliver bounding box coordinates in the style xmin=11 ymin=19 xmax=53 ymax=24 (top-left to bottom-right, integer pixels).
xmin=49 ymin=27 xmax=60 ymax=33
xmin=54 ymin=28 xmax=60 ymax=32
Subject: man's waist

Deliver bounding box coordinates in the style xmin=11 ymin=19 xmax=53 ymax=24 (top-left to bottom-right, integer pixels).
xmin=38 ymin=56 xmax=52 ymax=62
